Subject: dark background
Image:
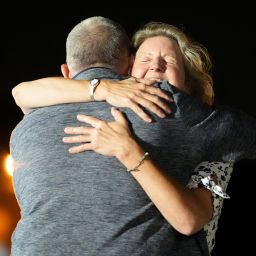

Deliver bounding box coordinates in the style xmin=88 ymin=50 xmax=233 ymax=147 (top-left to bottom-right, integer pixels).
xmin=0 ymin=6 xmax=255 ymax=255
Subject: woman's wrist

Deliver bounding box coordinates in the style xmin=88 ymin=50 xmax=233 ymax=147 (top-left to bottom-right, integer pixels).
xmin=116 ymin=138 xmax=146 ymax=170
xmin=93 ymin=79 xmax=110 ymax=101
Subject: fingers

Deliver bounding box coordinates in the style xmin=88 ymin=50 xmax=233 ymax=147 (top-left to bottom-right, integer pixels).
xmin=68 ymin=143 xmax=93 ymax=154
xmin=123 ymin=77 xmax=173 ymax=102
xmin=64 ymin=126 xmax=93 ymax=135
xmin=140 ymin=85 xmax=173 ymax=102
xmin=117 ymin=98 xmax=152 ymax=122
xmin=125 ymin=92 xmax=171 ymax=119
xmin=63 ymin=127 xmax=93 ymax=154
xmin=64 ymin=124 xmax=93 ymax=147
xmin=127 ymin=103 xmax=152 ymax=122
xmin=76 ymin=114 xmax=102 ymax=128
xmin=131 ymin=77 xmax=173 ymax=102
xmin=63 ymin=135 xmax=91 ymax=143
xmin=111 ymin=107 xmax=128 ymax=124
xmin=122 ymin=96 xmax=170 ymax=121
xmin=133 ymin=77 xmax=156 ymax=86
xmin=134 ymin=93 xmax=172 ymax=117
xmin=126 ymin=78 xmax=173 ymax=116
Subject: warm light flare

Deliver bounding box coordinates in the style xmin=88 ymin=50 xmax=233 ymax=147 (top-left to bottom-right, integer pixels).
xmin=5 ymin=154 xmax=14 ymax=177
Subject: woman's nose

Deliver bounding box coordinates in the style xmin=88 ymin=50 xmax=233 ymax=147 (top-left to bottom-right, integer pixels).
xmin=150 ymin=59 xmax=165 ymax=72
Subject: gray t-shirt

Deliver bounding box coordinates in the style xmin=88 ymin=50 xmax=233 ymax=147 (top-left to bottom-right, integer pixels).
xmin=10 ymin=68 xmax=256 ymax=256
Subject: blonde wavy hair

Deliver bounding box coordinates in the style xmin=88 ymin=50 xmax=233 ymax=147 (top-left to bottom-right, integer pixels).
xmin=132 ymin=22 xmax=214 ymax=105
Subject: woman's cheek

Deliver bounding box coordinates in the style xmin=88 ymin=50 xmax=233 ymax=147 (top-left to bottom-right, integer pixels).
xmin=131 ymin=67 xmax=145 ymax=78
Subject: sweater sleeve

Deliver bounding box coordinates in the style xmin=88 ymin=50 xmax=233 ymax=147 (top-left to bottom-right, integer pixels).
xmin=219 ymin=107 xmax=256 ymax=161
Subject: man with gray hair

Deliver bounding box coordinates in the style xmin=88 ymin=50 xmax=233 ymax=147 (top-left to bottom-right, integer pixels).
xmin=10 ymin=16 xmax=177 ymax=255
xmin=65 ymin=16 xmax=131 ymax=77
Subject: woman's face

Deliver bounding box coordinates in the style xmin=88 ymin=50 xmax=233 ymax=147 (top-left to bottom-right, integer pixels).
xmin=131 ymin=36 xmax=189 ymax=93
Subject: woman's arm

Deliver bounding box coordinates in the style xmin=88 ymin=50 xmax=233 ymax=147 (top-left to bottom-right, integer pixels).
xmin=12 ymin=77 xmax=87 ymax=114
xmin=12 ymin=77 xmax=172 ymax=122
xmin=63 ymin=107 xmax=213 ymax=235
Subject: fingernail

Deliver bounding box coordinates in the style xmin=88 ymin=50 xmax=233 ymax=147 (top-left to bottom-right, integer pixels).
xmin=69 ymin=148 xmax=75 ymax=153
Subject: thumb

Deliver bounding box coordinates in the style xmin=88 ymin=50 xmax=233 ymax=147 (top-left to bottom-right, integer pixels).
xmin=111 ymin=107 xmax=127 ymax=125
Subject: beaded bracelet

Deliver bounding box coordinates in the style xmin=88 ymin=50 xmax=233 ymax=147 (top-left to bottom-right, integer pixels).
xmin=127 ymin=152 xmax=149 ymax=173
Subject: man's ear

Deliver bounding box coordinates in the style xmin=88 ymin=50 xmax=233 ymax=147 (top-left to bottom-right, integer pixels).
xmin=61 ymin=64 xmax=72 ymax=78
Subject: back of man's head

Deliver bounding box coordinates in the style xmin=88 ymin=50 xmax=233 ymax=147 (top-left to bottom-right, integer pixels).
xmin=66 ymin=16 xmax=131 ymax=76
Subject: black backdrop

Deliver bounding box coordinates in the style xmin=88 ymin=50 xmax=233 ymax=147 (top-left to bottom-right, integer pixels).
xmin=1 ymin=6 xmax=255 ymax=255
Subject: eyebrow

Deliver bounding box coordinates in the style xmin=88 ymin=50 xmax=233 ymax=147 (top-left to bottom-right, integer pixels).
xmin=137 ymin=52 xmax=177 ymax=62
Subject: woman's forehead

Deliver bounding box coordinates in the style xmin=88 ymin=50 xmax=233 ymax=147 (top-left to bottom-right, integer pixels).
xmin=136 ymin=36 xmax=182 ymax=58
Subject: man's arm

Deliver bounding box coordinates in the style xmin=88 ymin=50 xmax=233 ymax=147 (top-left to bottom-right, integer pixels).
xmin=12 ymin=77 xmax=172 ymax=122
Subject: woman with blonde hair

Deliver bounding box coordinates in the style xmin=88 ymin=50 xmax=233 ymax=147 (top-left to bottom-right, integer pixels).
xmin=12 ymin=20 xmax=255 ymax=255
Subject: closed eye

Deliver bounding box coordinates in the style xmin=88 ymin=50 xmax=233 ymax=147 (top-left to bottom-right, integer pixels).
xmin=165 ymin=57 xmax=177 ymax=65
xmin=140 ymin=58 xmax=151 ymax=62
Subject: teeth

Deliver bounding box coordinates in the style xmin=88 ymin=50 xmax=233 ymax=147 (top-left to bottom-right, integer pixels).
xmin=148 ymin=78 xmax=162 ymax=82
